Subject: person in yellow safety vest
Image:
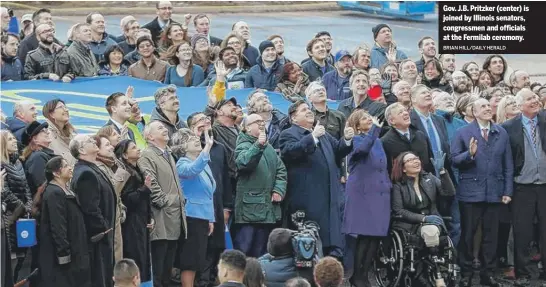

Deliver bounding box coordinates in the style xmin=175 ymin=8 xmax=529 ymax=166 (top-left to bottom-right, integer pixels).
xmin=126 ymin=99 xmax=150 ymax=149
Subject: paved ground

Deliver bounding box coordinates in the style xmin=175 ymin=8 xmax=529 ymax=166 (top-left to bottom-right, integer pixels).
xmin=51 ymin=11 xmax=546 ymax=82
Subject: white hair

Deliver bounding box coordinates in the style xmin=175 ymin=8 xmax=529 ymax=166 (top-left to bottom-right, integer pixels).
xmin=12 ymin=101 xmax=33 ymax=117
xmin=515 ymin=88 xmax=536 ymax=106
xmin=305 ymin=81 xmax=325 ymax=98
xmin=69 ymin=134 xmax=91 ymax=159
xmin=384 ymin=102 xmax=405 ymax=126
xmin=0 ymin=7 xmax=8 ymax=16
xmin=393 ymin=80 xmax=410 ymax=95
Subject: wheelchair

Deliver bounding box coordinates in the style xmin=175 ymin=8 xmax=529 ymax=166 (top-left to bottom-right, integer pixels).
xmin=373 ymin=216 xmax=459 ymax=287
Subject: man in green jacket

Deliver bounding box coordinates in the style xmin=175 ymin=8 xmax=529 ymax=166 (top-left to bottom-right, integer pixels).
xmin=234 ymin=113 xmax=287 ymax=258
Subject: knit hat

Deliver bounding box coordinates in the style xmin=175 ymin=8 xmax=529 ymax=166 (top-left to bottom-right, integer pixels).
xmin=191 ymin=33 xmax=208 ymax=48
xmin=258 ymin=40 xmax=275 ymax=55
xmin=22 ymin=121 xmax=49 ymax=147
xmin=372 ymin=23 xmax=391 ymax=40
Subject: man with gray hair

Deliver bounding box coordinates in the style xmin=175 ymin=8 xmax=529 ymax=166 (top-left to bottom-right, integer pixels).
xmin=113 ymin=258 xmax=140 ymax=287
xmin=6 ymin=100 xmax=38 ymax=143
xmin=149 ymin=85 xmax=187 ymax=144
xmin=247 ymin=89 xmax=289 ymax=149
xmin=70 ymin=134 xmax=117 ymax=287
xmin=337 ymin=69 xmax=386 ymax=121
xmin=393 ymin=80 xmax=412 ymax=111
xmin=137 ymin=120 xmax=186 ymax=287
xmin=1 ymin=7 xmax=9 ymax=35
xmin=56 ymin=23 xmax=99 ymax=81
xmin=509 ymin=70 xmax=530 ymax=96
xmin=306 ymin=81 xmax=346 ymax=140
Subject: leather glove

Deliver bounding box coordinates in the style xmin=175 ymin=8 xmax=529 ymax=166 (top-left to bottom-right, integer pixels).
xmin=430 ymin=151 xmax=446 ymax=175
xmin=423 ymin=215 xmax=443 ymax=226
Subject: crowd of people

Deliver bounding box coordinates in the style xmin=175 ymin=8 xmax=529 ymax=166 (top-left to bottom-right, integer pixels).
xmin=2 ymin=2 xmax=546 ymax=287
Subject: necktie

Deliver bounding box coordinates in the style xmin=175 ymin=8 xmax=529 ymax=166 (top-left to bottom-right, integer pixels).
xmin=482 ymin=128 xmax=489 ymax=141
xmin=426 ymin=118 xmax=439 ymax=154
xmin=404 ymin=133 xmax=410 ymax=141
xmin=163 ymin=150 xmax=170 ymax=162
xmin=530 ymin=120 xmax=537 ymax=147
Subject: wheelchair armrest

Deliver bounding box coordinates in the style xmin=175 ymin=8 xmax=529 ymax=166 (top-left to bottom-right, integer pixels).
xmin=391 ymin=215 xmax=404 ymax=221
xmin=442 ymin=216 xmax=452 ymax=222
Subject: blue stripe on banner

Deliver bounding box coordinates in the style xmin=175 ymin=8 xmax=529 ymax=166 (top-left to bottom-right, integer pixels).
xmin=0 ymin=76 xmax=340 ymax=133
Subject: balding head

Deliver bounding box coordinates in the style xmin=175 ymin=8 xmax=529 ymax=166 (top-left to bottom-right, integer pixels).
xmin=232 ymin=21 xmax=250 ymax=40
xmin=242 ymin=114 xmax=265 ymax=137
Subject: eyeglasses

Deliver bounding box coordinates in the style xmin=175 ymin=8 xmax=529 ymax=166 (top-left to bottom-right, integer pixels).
xmin=178 ymin=48 xmax=192 ymax=53
xmin=247 ymin=119 xmax=265 ymax=126
xmin=138 ymin=43 xmax=153 ymax=49
xmin=194 ymin=116 xmax=211 ymax=124
xmin=227 ymin=40 xmax=241 ymax=46
xmin=55 ymin=104 xmax=68 ymax=110
xmin=196 ymin=38 xmax=208 ymax=44
xmin=403 ymin=157 xmax=420 ymax=164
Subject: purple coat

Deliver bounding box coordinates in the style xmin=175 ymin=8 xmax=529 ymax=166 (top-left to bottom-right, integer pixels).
xmin=343 ymin=125 xmax=392 ymax=237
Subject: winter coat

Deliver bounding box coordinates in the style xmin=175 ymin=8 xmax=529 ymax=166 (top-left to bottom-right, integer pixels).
xmin=89 ymin=33 xmax=117 ymax=63
xmin=120 ymin=162 xmax=152 ymax=282
xmin=56 ymin=41 xmax=99 ymax=79
xmin=5 ymin=117 xmax=26 ymax=143
xmin=275 ymin=73 xmax=310 ymax=103
xmin=267 ymin=110 xmax=291 ymax=150
xmin=422 ymin=75 xmax=453 ymax=94
xmin=128 ymin=56 xmax=168 ymax=82
xmin=199 ymin=67 xmax=248 ymax=89
xmin=322 ymin=69 xmax=351 ymax=101
xmin=97 ymin=61 xmax=130 ymax=76
xmin=337 ymin=96 xmax=387 ymax=123
xmin=313 ymin=107 xmax=346 ymax=140
xmin=301 ymin=59 xmax=334 ymax=82
xmin=245 ymin=57 xmax=284 ymax=91
xmin=451 ymin=121 xmax=514 ymax=203
xmin=24 ymin=147 xmax=56 ymax=220
xmin=3 ymin=154 xmax=32 ymax=213
xmin=176 ymin=152 xmax=216 ymax=222
xmin=137 ymin=144 xmax=187 ymax=240
xmin=47 ymin=120 xmax=77 ymax=167
xmin=38 ymin=183 xmax=91 ymax=287
xmin=24 ymin=42 xmax=63 ymax=80
xmin=70 ymin=159 xmax=116 ymax=287
xmin=391 ymin=172 xmax=454 ymax=234
xmin=343 ymin=126 xmax=391 ymax=237
xmin=381 ymin=127 xmax=435 ymax=175
xmin=279 ymin=125 xmax=352 ymax=249
xmin=17 ymin=31 xmax=61 ymax=66
xmin=370 ymin=44 xmax=408 ymax=70
xmin=149 ymin=107 xmax=187 ymax=145
xmin=258 ymin=254 xmax=299 ymax=287
xmin=141 ymin=17 xmax=180 ymax=45
xmin=117 ymin=41 xmax=135 ymax=55
xmin=1 ymin=54 xmax=23 ymax=81
xmin=1 ymin=179 xmax=25 ymax=256
xmin=234 ymin=132 xmax=287 ymax=224
xmin=243 ymin=43 xmax=260 ymax=67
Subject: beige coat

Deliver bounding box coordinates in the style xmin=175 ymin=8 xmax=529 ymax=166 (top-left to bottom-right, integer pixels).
xmin=96 ymin=160 xmax=130 ymax=263
xmin=137 ymin=144 xmax=186 ymax=241
xmin=47 ymin=120 xmax=76 ymax=167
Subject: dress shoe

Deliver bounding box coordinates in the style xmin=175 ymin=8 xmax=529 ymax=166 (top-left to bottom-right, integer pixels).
xmin=514 ymin=277 xmax=531 ymax=287
xmin=480 ymin=276 xmax=499 ymax=287
xmin=503 ymin=267 xmax=515 ymax=280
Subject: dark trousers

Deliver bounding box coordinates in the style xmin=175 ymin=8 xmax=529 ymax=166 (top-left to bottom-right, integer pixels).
xmin=196 ymin=247 xmax=222 ymax=287
xmin=458 ymin=201 xmax=500 ymax=277
xmin=351 ymin=236 xmax=380 ymax=287
xmin=151 ymin=239 xmax=178 ymax=287
xmin=2 ymin=228 xmax=13 ymax=287
xmin=233 ymin=224 xmax=271 ymax=258
xmin=512 ymin=184 xmax=546 ymax=278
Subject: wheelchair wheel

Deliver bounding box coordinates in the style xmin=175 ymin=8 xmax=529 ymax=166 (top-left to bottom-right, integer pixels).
xmin=374 ymin=230 xmax=404 ymax=287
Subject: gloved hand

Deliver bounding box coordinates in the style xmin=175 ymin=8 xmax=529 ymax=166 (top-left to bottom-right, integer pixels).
xmin=380 ymin=73 xmax=392 ymax=93
xmin=423 ymin=215 xmax=444 ymax=226
xmin=430 ymin=151 xmax=446 ymax=175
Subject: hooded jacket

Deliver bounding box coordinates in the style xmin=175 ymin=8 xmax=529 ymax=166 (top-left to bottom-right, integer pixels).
xmin=244 ymin=57 xmax=283 ymax=91
xmin=149 ymin=107 xmax=188 ymax=145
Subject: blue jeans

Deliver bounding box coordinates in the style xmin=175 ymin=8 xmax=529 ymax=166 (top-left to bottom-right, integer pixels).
xmin=233 ymin=224 xmax=271 ymax=258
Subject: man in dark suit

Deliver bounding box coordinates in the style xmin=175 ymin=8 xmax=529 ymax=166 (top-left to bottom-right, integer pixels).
xmin=193 ymin=14 xmax=223 ymax=47
xmin=104 ymin=91 xmax=135 ymax=141
xmin=381 ymin=102 xmax=434 ymax=175
xmin=280 ymin=100 xmax=353 ymax=258
xmin=451 ymin=98 xmax=513 ymax=287
xmin=501 ymin=89 xmax=546 ymax=287
xmin=141 ymin=1 xmax=178 ymax=45
xmin=69 ymin=134 xmax=117 ymax=287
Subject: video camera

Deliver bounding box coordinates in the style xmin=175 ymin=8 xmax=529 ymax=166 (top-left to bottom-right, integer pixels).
xmin=290 ymin=211 xmax=322 ymax=268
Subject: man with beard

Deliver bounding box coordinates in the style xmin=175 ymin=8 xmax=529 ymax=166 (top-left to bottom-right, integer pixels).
xmin=393 ymin=81 xmax=412 ymax=111
xmin=381 ymin=102 xmax=434 ymax=174
xmin=87 ymin=12 xmax=117 ymax=62
xmin=69 ymin=134 xmax=117 ymax=287
xmin=415 ymin=36 xmax=437 ymax=74
xmin=370 ymin=23 xmax=408 ymax=69
xmin=301 ymin=38 xmax=334 ymax=82
xmin=247 ymin=90 xmax=290 ymax=149
xmin=483 ymin=54 xmax=508 ymax=87
xmin=24 ymin=23 xmax=64 ymax=80
xmin=452 ymin=98 xmax=513 ymax=287
xmin=137 ymin=121 xmax=186 ymax=287
xmin=193 ymin=14 xmax=222 ymax=46
xmin=338 ymin=70 xmax=386 ymax=121
xmin=439 ymin=54 xmax=456 ymax=74
xmin=322 ymin=50 xmax=353 ymax=101
xmin=149 ymin=85 xmax=187 ymax=144
xmin=56 ymin=23 xmax=99 ymax=81
xmin=452 ymin=71 xmax=473 ymax=99
xmin=502 ymin=89 xmax=546 ymax=287
xmin=267 ymin=34 xmax=291 ymax=65
xmin=117 ymin=19 xmax=140 ymax=55
xmin=105 ymin=92 xmax=135 ymax=141
xmin=509 ymin=70 xmax=531 ymax=96
xmin=186 ymin=111 xmax=233 ymax=287
xmin=142 ymin=1 xmax=179 ymax=45
xmin=17 ymin=8 xmax=61 ymax=66
xmin=1 ymin=33 xmax=23 ymax=81
xmin=232 ymin=21 xmax=259 ymax=67
xmin=245 ymin=40 xmax=283 ymax=91
xmin=399 ymin=59 xmax=419 ymax=87
xmin=306 ymin=81 xmax=346 ymax=140
xmin=200 ymin=47 xmax=247 ymax=88
xmin=280 ymin=100 xmax=354 ymax=258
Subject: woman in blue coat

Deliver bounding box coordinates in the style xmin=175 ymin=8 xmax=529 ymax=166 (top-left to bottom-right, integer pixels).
xmin=342 ymin=109 xmax=391 ymax=287
xmin=171 ymin=128 xmax=216 ymax=287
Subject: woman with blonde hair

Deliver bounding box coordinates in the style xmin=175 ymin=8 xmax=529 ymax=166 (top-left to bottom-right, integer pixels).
xmin=42 ymin=99 xmax=76 ymax=166
xmin=496 ymin=95 xmax=520 ymax=124
xmin=221 ymin=32 xmax=252 ymax=70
